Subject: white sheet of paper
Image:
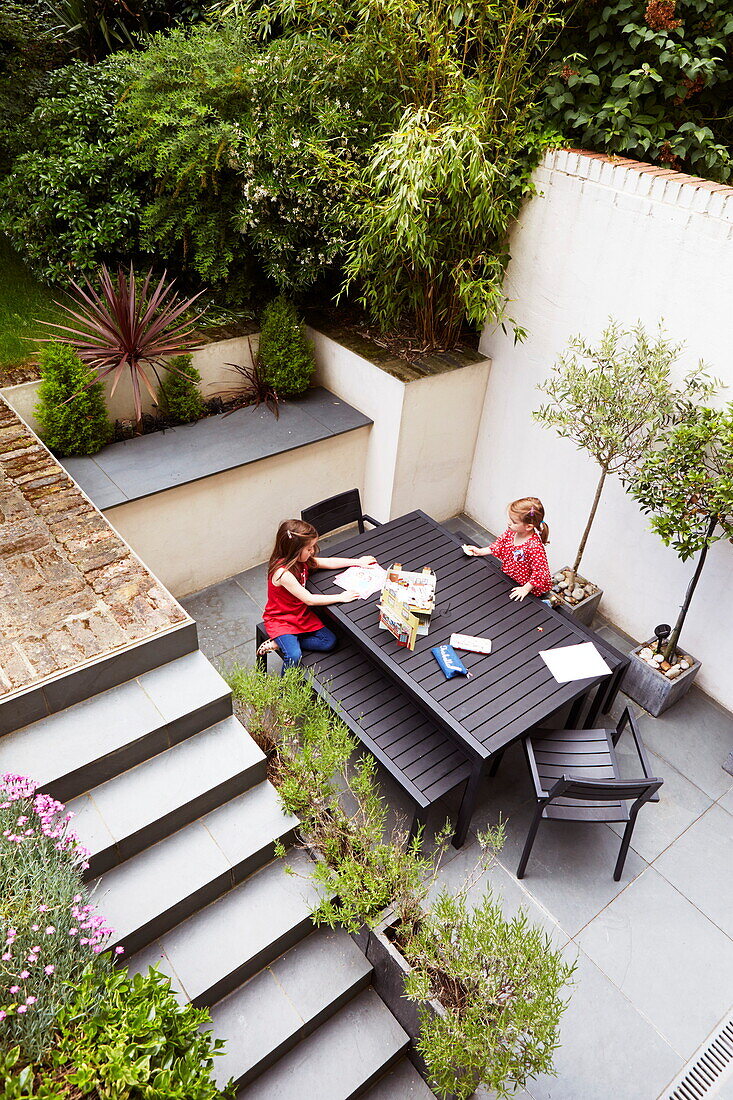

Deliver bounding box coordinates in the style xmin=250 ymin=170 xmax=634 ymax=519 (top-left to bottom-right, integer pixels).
xmin=333 ymin=565 xmax=387 ymax=599
xmin=539 ymin=642 xmax=612 ymax=683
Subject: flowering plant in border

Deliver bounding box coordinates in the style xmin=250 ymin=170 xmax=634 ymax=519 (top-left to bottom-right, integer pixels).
xmin=0 ymin=774 xmax=122 ymax=1058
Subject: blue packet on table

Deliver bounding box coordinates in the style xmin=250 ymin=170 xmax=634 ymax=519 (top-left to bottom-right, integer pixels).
xmin=431 ymin=644 xmax=470 ymax=679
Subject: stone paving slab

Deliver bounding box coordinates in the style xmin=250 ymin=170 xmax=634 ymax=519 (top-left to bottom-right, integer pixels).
xmin=63 ymin=388 xmax=372 ymax=509
xmin=0 ymin=400 xmax=187 ymax=699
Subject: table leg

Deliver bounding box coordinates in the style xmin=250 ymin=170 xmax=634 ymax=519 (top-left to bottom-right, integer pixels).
xmin=452 ymin=762 xmax=484 ymax=849
xmin=583 ymin=675 xmax=612 ymax=729
xmin=566 ymin=692 xmax=587 ymax=729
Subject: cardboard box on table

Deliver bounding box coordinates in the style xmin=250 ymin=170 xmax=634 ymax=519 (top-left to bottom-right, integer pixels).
xmin=378 ymin=564 xmax=436 ymax=650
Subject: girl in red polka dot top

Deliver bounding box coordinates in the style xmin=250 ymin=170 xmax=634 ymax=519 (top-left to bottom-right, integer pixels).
xmin=464 ymin=496 xmax=552 ymax=601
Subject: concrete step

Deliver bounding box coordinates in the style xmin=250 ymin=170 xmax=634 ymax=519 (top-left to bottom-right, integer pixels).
xmin=237 ymin=988 xmax=409 ymax=1100
xmin=94 ymin=781 xmax=298 ymax=956
xmin=127 ymin=847 xmax=325 ymax=1007
xmin=69 ymin=716 xmax=267 ymax=878
xmin=209 ymin=927 xmax=372 ymax=1090
xmin=0 ymin=650 xmax=231 ymax=803
xmin=362 ymin=1059 xmax=436 ymax=1099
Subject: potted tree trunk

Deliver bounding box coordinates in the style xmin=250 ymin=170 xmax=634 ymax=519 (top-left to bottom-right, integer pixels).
xmin=624 ymin=402 xmax=733 ymax=715
xmin=534 ymin=320 xmax=715 ymax=626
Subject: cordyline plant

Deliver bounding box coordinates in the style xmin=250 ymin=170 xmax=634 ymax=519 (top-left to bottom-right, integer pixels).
xmin=534 ymin=320 xmax=717 ymax=587
xmin=42 ymin=264 xmax=206 ymax=429
xmin=630 ymin=402 xmax=733 ymax=663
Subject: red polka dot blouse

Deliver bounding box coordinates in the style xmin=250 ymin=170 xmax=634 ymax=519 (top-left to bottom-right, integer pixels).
xmin=488 ymin=529 xmax=552 ymax=595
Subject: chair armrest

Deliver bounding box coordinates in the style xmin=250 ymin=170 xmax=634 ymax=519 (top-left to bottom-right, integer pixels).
xmin=362 ymin=514 xmax=382 ymax=528
xmin=618 ymin=707 xmax=660 ymax=801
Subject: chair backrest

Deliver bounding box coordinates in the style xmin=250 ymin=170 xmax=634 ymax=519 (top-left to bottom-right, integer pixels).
xmin=551 ymin=774 xmax=662 ymax=812
xmin=301 ymin=489 xmax=364 ymax=536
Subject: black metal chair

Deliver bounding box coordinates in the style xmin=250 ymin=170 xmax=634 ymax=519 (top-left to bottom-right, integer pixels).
xmin=301 ymin=489 xmax=381 ymax=537
xmin=504 ymin=708 xmax=662 ymax=881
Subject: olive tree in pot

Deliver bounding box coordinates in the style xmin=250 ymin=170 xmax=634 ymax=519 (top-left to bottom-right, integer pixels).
xmin=534 ymin=320 xmax=715 ymax=625
xmin=624 ymin=403 xmax=733 ymax=716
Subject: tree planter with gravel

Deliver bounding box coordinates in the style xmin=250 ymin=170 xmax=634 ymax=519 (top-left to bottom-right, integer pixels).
xmin=534 ymin=321 xmax=716 ymax=627
xmin=625 ymin=403 xmax=733 ymax=716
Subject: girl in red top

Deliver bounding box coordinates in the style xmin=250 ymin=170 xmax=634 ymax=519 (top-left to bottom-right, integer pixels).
xmin=464 ymin=496 xmax=551 ymax=601
xmin=258 ymin=519 xmax=378 ymax=673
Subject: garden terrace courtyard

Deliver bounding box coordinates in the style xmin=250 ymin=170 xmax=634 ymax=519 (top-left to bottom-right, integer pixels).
xmin=183 ymin=513 xmax=733 ymax=1100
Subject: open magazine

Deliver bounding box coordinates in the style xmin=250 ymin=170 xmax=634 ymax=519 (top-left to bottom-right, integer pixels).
xmin=333 ymin=564 xmax=387 ymax=599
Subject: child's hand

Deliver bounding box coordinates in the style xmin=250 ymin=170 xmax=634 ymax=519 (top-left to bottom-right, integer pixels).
xmin=463 ymin=544 xmax=481 ymax=556
xmin=509 ymin=583 xmax=532 ymax=602
xmin=339 ymin=591 xmax=361 ymax=603
xmin=358 ymin=555 xmax=378 ymax=566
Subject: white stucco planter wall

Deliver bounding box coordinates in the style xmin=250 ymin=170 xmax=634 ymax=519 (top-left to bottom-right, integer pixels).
xmin=467 ymin=149 xmax=733 ymax=710
xmin=0 ymin=333 xmax=258 ymax=436
xmin=309 ymin=327 xmax=491 ymax=523
xmin=104 ymin=427 xmax=370 ymax=598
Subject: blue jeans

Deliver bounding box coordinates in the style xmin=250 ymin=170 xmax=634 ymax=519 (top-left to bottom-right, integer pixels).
xmin=274 ymin=626 xmax=338 ymax=675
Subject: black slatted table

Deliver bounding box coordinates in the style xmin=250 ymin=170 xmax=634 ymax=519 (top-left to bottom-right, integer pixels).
xmin=309 ymin=510 xmax=628 ymax=845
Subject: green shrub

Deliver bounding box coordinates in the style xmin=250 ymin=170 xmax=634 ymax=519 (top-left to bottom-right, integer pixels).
xmin=257 ymin=298 xmax=314 ymax=398
xmin=157 ymin=354 xmax=206 ymax=424
xmin=0 ymin=966 xmax=234 ymax=1098
xmin=403 ymin=890 xmax=574 ymax=1099
xmin=34 ymin=342 xmax=112 ymax=457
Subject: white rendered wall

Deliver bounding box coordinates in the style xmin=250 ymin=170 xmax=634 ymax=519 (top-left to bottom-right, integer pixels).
xmin=310 ymin=328 xmax=491 ymax=523
xmin=104 ymin=427 xmax=369 ymax=597
xmin=467 ymin=149 xmax=733 ymax=709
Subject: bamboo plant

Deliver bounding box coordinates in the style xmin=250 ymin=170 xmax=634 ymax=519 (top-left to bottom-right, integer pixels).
xmin=534 ymin=320 xmax=716 ymax=589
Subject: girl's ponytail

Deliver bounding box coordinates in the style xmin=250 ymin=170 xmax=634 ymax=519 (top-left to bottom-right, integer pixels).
xmin=509 ymin=497 xmax=549 ymax=544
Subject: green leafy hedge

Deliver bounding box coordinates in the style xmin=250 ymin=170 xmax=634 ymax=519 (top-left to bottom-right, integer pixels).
xmin=545 ymin=0 xmax=733 ymax=181
xmin=34 ymin=341 xmax=112 ymax=457
xmin=258 ymin=298 xmax=314 ymax=398
xmin=157 ymin=354 xmax=206 ymax=425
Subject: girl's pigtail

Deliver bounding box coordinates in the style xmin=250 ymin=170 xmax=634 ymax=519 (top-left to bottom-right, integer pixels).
xmin=538 ymin=520 xmax=550 ymax=544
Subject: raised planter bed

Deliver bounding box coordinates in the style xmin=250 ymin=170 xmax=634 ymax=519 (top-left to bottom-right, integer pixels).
xmin=621 ymin=641 xmax=701 ymax=716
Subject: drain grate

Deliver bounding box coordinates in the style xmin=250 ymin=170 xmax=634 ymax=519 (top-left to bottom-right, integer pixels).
xmin=660 ymin=1015 xmax=733 ymax=1099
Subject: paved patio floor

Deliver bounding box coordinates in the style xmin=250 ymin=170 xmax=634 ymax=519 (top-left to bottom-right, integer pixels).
xmin=182 ymin=515 xmax=733 ymax=1100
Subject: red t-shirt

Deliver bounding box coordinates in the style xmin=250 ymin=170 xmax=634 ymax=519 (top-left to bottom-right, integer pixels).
xmin=488 ymin=529 xmax=551 ymax=594
xmin=263 ymin=562 xmax=324 ymax=638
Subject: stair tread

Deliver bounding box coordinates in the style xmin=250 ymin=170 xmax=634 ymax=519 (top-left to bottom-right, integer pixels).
xmin=362 ymin=1058 xmax=436 ymax=1099
xmin=238 ymin=988 xmax=408 ymax=1100
xmin=209 ymin=927 xmax=371 ymax=1088
xmin=94 ymin=781 xmax=298 ymax=950
xmin=68 ymin=716 xmax=265 ymax=863
xmin=0 ymin=651 xmax=230 ymax=793
xmin=128 ymin=848 xmax=324 ymax=1004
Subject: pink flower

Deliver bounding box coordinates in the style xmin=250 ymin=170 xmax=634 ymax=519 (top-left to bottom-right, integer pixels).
xmin=19 ymin=971 xmax=29 ymax=980
xmin=31 ymin=925 xmax=39 ymax=932
xmin=44 ymin=965 xmax=55 ymax=975
xmin=0 ymin=1010 xmax=6 ymax=1021
xmin=38 ymin=904 xmax=47 ymax=913
xmin=9 ymin=986 xmax=19 ymax=994
xmin=44 ymin=926 xmax=55 ymax=935
xmin=115 ymin=946 xmax=124 ymax=955
xmin=73 ymin=895 xmax=81 ymax=903
xmin=1 ymin=953 xmax=10 ymax=961
xmin=16 ymin=1005 xmax=26 ymax=1014
xmin=68 ymin=928 xmax=77 ymax=936
xmin=25 ymin=996 xmax=36 ymax=1005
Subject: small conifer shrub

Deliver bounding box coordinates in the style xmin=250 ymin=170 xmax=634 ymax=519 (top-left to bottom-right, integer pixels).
xmin=34 ymin=342 xmax=112 ymax=457
xmin=157 ymin=354 xmax=205 ymax=424
xmin=258 ymin=297 xmax=315 ymax=398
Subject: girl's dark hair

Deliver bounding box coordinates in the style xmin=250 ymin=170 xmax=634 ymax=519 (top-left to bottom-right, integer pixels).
xmin=269 ymin=519 xmax=320 ymax=577
xmin=509 ymin=496 xmax=550 ymax=544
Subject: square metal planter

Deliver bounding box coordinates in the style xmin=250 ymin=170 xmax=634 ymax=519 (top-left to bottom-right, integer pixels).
xmin=551 ymin=569 xmax=603 ymax=628
xmin=621 ymin=642 xmax=701 ymax=717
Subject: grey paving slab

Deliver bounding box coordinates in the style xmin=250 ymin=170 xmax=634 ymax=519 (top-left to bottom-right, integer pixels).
xmin=137 ymin=649 xmax=230 ymax=720
xmin=525 ymin=948 xmax=680 ymax=1100
xmin=87 ymin=717 xmax=264 ymax=851
xmin=158 ymin=850 xmax=324 ymax=1003
xmin=215 ymin=643 xmax=257 ymax=676
xmin=93 ymin=820 xmax=231 ymax=946
xmin=719 ymin=785 xmax=733 ymax=814
xmin=270 ymin=928 xmax=370 ymax=1022
xmin=201 ymin=781 xmax=298 ymax=869
xmin=233 ymin=561 xmax=268 ymax=609
xmin=639 ymin=687 xmax=733 ymax=800
xmin=62 ymin=456 xmax=126 ymax=509
xmin=239 ymin=988 xmax=407 ymax=1100
xmin=180 ymin=579 xmax=262 ymax=658
xmin=211 ymin=967 xmax=302 ymax=1088
xmin=63 ymin=388 xmax=371 ymax=507
xmin=0 ymin=678 xmax=163 ymax=790
xmin=608 ymin=741 xmax=713 ymax=863
xmin=653 ymin=802 xmax=733 ymax=939
xmin=362 ymin=1058 xmax=437 ymax=1099
xmin=577 ymin=866 xmax=733 ymax=1060
xmin=125 ymin=939 xmax=184 ymax=997
xmin=67 ymin=792 xmax=116 ymax=856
